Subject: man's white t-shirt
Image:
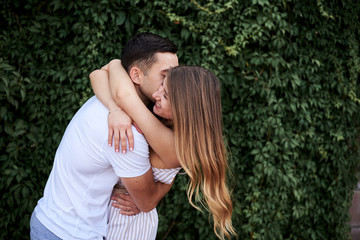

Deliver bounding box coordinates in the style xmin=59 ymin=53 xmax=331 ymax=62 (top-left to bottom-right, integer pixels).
xmin=34 ymin=96 xmax=151 ymax=240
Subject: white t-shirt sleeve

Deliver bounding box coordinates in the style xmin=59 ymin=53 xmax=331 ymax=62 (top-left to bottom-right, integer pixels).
xmin=103 ymin=126 xmax=151 ymax=178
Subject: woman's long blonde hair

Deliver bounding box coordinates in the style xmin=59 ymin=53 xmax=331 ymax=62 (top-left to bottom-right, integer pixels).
xmin=167 ymin=66 xmax=236 ymax=239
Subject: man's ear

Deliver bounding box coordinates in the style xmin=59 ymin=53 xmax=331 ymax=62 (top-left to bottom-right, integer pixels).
xmin=129 ymin=67 xmax=143 ymax=85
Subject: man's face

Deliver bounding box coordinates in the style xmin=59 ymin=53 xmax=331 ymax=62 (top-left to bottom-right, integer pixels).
xmin=139 ymin=52 xmax=178 ymax=102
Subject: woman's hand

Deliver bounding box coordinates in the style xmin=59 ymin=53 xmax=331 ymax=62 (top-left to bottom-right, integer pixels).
xmin=90 ymin=61 xmax=134 ymax=153
xmin=108 ymin=108 xmax=134 ymax=153
xmin=111 ymin=193 xmax=141 ymax=216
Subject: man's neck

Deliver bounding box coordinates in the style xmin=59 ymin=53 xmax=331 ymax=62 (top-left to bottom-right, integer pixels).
xmin=135 ymin=86 xmax=151 ymax=107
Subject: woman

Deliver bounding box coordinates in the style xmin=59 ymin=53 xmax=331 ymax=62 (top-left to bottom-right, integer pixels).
xmin=92 ymin=60 xmax=236 ymax=239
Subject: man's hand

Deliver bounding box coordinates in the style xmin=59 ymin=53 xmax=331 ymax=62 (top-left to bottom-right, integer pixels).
xmin=108 ymin=108 xmax=134 ymax=153
xmin=111 ymin=193 xmax=141 ymax=216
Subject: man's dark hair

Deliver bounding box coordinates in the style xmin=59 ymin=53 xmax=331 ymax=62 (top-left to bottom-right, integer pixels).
xmin=121 ymin=32 xmax=178 ymax=73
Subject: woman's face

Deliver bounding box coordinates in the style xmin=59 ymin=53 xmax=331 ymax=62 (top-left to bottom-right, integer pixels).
xmin=152 ymin=77 xmax=173 ymax=120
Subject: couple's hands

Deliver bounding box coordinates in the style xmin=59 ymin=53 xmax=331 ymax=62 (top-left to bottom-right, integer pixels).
xmin=111 ymin=193 xmax=141 ymax=216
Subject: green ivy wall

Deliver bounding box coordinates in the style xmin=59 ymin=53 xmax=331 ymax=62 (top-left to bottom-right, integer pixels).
xmin=1 ymin=0 xmax=359 ymax=239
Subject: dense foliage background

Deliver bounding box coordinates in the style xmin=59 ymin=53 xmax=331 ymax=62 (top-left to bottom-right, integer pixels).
xmin=1 ymin=0 xmax=360 ymax=239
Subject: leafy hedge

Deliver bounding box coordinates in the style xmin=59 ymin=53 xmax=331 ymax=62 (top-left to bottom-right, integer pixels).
xmin=1 ymin=0 xmax=359 ymax=239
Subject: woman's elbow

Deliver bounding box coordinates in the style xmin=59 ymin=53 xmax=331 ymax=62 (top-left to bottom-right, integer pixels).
xmin=89 ymin=69 xmax=102 ymax=81
xmin=112 ymin=89 xmax=124 ymax=105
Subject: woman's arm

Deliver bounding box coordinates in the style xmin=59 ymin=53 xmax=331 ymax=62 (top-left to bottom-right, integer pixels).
xmin=90 ymin=68 xmax=120 ymax=112
xmin=108 ymin=60 xmax=180 ymax=168
xmin=89 ymin=69 xmax=134 ymax=153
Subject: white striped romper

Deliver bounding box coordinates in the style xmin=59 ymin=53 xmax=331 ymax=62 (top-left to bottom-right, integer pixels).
xmin=106 ymin=167 xmax=181 ymax=240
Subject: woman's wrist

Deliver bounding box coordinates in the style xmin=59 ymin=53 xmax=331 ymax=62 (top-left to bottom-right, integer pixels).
xmin=109 ymin=109 xmax=121 ymax=115
xmin=108 ymin=99 xmax=122 ymax=113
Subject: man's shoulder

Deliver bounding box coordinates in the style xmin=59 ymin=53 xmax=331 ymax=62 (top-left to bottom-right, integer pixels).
xmin=82 ymin=96 xmax=107 ymax=112
xmin=105 ymin=126 xmax=150 ymax=178
xmin=72 ymin=96 xmax=107 ymax=123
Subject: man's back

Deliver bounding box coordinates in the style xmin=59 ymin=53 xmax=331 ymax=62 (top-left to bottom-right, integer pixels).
xmin=34 ymin=96 xmax=150 ymax=240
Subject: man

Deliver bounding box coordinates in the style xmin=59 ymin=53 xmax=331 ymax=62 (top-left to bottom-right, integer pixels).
xmin=30 ymin=33 xmax=179 ymax=240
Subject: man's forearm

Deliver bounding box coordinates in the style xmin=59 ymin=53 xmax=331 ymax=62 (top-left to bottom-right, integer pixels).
xmin=151 ymin=181 xmax=174 ymax=208
xmin=111 ymin=181 xmax=174 ymax=214
xmin=136 ymin=181 xmax=173 ymax=212
xmin=122 ymin=170 xmax=175 ymax=212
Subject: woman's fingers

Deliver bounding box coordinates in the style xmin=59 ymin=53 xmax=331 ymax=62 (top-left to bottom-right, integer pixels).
xmin=126 ymin=127 xmax=134 ymax=152
xmin=108 ymin=128 xmax=114 ymax=147
xmin=120 ymin=130 xmax=127 ymax=154
xmin=108 ymin=109 xmax=133 ymax=153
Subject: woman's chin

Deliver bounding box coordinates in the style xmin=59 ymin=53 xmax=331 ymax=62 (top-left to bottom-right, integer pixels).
xmin=153 ymin=105 xmax=172 ymax=120
xmin=153 ymin=106 xmax=163 ymax=118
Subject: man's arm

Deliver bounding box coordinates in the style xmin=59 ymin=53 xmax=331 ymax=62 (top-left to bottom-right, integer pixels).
xmin=111 ymin=193 xmax=140 ymax=216
xmin=106 ymin=124 xmax=174 ymax=212
xmin=120 ymin=169 xmax=173 ymax=212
